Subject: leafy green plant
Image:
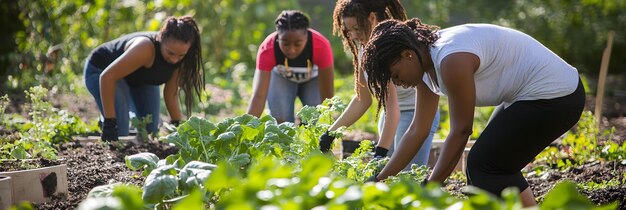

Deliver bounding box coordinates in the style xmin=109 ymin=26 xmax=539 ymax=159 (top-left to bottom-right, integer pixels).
xmin=80 ymin=183 xmax=146 ymax=210
xmin=296 ymin=96 xmax=347 ymax=151
xmin=125 ymin=152 xmax=216 ymax=206
xmin=86 ymin=111 xmax=617 ymax=210
xmin=533 ymin=111 xmax=626 ymax=171
xmin=540 ymin=181 xmax=617 ymax=210
xmin=131 ymin=115 xmax=154 ymax=142
xmin=0 ymin=86 xmax=96 ymax=160
xmin=578 ymin=179 xmax=622 ymax=191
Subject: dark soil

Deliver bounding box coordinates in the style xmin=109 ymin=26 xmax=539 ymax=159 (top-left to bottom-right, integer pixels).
xmin=3 ymin=86 xmax=624 ymax=209
xmin=33 ymin=140 xmax=177 ymax=210
xmin=528 ymin=161 xmax=626 ymax=208
xmin=0 ymin=158 xmax=62 ymax=172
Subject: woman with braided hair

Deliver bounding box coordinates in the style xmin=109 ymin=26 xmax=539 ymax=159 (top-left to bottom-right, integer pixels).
xmin=247 ymin=10 xmax=335 ymax=123
xmin=319 ymin=0 xmax=439 ymax=170
xmin=363 ymin=18 xmax=584 ymax=207
xmin=84 ymin=15 xmax=204 ymax=141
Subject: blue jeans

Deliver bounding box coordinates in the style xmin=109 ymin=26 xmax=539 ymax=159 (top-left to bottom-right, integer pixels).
xmin=379 ymin=109 xmax=440 ymax=171
xmin=267 ymin=70 xmax=321 ymax=123
xmin=83 ymin=62 xmax=161 ymax=136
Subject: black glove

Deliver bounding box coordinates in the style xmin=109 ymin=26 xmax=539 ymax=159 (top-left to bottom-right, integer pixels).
xmin=365 ymin=173 xmax=379 ymax=183
xmin=421 ymin=179 xmax=429 ymax=187
xmin=373 ymin=146 xmax=389 ymax=158
xmin=101 ymin=118 xmax=118 ymax=141
xmin=171 ymin=120 xmax=181 ymax=127
xmin=319 ymin=131 xmax=335 ymax=153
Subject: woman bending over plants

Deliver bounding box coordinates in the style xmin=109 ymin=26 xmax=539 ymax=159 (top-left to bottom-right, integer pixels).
xmin=84 ymin=15 xmax=204 ymax=141
xmin=363 ymin=18 xmax=585 ymax=207
xmin=247 ymin=10 xmax=335 ymax=123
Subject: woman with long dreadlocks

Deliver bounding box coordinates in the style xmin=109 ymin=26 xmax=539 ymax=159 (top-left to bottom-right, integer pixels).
xmin=319 ymin=0 xmax=439 ymax=170
xmin=362 ymin=18 xmax=585 ymax=207
xmin=84 ymin=15 xmax=204 ymax=141
xmin=247 ymin=10 xmax=335 ymax=123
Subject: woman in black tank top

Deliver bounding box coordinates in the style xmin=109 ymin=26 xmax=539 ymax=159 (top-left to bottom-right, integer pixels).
xmin=84 ymin=16 xmax=204 ymax=141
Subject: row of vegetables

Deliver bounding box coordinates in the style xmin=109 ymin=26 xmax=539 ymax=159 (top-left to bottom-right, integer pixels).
xmin=76 ymin=98 xmax=616 ymax=210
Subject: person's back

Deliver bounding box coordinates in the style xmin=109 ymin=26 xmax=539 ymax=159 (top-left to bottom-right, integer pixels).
xmin=429 ymin=24 xmax=579 ymax=107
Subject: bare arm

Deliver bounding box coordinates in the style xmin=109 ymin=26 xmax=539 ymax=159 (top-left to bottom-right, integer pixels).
xmin=318 ymin=65 xmax=334 ymax=101
xmin=246 ymin=70 xmax=271 ymax=117
xmin=328 ymin=69 xmax=371 ymax=131
xmin=100 ymin=37 xmax=154 ymax=118
xmin=377 ymin=83 xmax=400 ymax=150
xmin=428 ymin=52 xmax=479 ymax=183
xmin=164 ymin=69 xmax=182 ymax=121
xmin=376 ymin=80 xmax=440 ymax=180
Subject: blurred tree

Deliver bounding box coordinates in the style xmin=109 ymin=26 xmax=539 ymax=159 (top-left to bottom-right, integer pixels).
xmin=2 ymin=0 xmax=624 ymax=95
xmin=0 ymin=1 xmax=24 ymax=94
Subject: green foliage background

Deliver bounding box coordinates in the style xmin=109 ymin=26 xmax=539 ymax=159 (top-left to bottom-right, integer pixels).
xmin=0 ymin=0 xmax=624 ymax=136
xmin=1 ymin=0 xmax=624 ymax=94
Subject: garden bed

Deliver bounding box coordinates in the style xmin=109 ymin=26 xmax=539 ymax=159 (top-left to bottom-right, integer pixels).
xmin=33 ymin=140 xmax=177 ymax=210
xmin=2 ymin=90 xmax=624 ymax=209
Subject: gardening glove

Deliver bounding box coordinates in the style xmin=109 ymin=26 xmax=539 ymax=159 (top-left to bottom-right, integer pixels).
xmin=319 ymin=131 xmax=335 ymax=153
xmin=365 ymin=173 xmax=379 ymax=183
xmin=171 ymin=120 xmax=181 ymax=127
xmin=421 ymin=179 xmax=429 ymax=187
xmin=373 ymin=146 xmax=389 ymax=158
xmin=101 ymin=118 xmax=118 ymax=141
xmin=165 ymin=120 xmax=181 ymax=132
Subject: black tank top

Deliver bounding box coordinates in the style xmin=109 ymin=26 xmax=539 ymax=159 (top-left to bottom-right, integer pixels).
xmin=87 ymin=31 xmax=179 ymax=86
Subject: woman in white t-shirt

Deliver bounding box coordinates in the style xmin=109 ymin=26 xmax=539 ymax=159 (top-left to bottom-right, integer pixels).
xmin=362 ymin=18 xmax=585 ymax=208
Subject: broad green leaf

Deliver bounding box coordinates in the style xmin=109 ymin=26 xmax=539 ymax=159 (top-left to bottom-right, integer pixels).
xmin=234 ymin=114 xmax=253 ymax=125
xmin=241 ymin=125 xmax=259 ymax=141
xmin=185 ymin=116 xmax=217 ymax=135
xmin=217 ymin=132 xmax=236 ymax=142
xmin=125 ymin=153 xmax=159 ymax=176
xmin=229 ymin=154 xmax=251 ymax=167
xmin=142 ymin=165 xmax=179 ymax=204
xmin=183 ymin=161 xmax=217 ymax=170
xmin=10 ymin=145 xmax=30 ymax=159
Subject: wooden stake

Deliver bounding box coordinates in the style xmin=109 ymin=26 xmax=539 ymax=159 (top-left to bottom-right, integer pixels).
xmin=595 ymin=31 xmax=615 ymax=129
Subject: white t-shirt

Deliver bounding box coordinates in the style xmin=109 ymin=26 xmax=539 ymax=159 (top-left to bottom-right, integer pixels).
xmin=360 ymin=48 xmax=416 ymax=111
xmin=423 ymin=24 xmax=579 ymax=108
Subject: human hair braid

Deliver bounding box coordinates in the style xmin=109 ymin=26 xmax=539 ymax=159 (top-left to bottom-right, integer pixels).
xmin=275 ymin=10 xmax=310 ymax=32
xmin=333 ymin=0 xmax=407 ymax=98
xmin=160 ymin=15 xmax=205 ymax=117
xmin=361 ymin=18 xmax=439 ymax=115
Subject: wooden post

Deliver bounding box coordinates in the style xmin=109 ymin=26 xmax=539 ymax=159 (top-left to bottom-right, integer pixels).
xmin=595 ymin=31 xmax=615 ymax=130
